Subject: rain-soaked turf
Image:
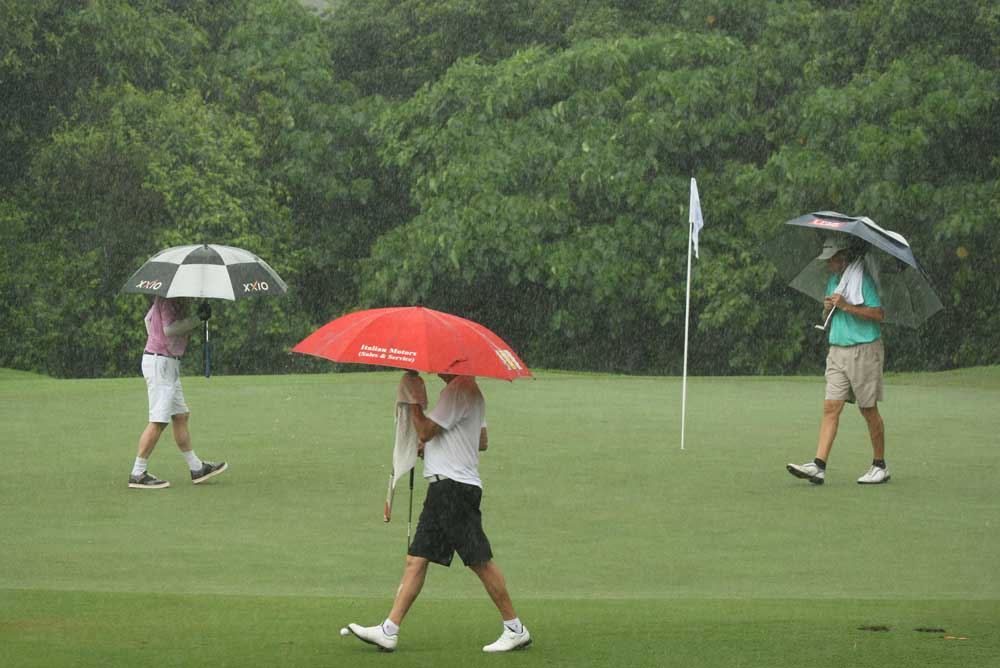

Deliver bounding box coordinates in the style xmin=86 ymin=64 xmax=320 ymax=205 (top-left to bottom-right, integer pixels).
xmin=2 ymin=366 xmax=998 ymax=667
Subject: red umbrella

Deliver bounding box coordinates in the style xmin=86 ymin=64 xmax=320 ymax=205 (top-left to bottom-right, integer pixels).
xmin=291 ymin=306 xmax=532 ymax=381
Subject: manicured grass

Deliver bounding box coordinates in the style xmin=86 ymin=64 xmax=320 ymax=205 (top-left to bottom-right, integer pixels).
xmin=1 ymin=367 xmax=998 ymax=667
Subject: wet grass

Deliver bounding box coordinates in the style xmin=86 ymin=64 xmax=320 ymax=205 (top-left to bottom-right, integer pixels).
xmin=1 ymin=366 xmax=998 ymax=667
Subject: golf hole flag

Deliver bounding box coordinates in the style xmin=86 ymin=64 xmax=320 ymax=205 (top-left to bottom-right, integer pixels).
xmin=690 ymin=178 xmax=704 ymax=259
xmin=681 ymin=177 xmax=705 ymax=450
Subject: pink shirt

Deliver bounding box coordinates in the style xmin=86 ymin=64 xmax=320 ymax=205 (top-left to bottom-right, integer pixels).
xmin=144 ymin=298 xmax=192 ymax=357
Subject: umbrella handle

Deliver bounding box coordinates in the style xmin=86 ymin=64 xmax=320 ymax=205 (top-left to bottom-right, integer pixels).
xmin=203 ymin=318 xmax=211 ymax=378
xmin=406 ymin=469 xmax=415 ymax=551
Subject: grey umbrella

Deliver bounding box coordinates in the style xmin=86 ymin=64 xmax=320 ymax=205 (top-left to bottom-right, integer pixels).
xmin=766 ymin=211 xmax=943 ymax=327
xmin=121 ymin=244 xmax=288 ymax=376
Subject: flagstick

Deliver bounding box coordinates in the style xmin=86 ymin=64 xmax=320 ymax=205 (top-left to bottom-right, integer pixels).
xmin=681 ymin=216 xmax=694 ymax=451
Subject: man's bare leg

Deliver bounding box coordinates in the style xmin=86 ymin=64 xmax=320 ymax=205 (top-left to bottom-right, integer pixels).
xmin=859 ymin=404 xmax=885 ymax=460
xmin=816 ymin=399 xmax=846 ymax=462
xmin=470 ymin=560 xmax=516 ymax=620
xmin=388 ymin=555 xmax=429 ymax=625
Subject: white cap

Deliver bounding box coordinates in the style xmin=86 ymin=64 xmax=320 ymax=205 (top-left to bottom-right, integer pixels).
xmin=815 ymin=236 xmax=850 ymax=261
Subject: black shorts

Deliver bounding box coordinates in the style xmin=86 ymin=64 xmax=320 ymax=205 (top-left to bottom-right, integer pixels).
xmin=408 ymin=478 xmax=493 ymax=567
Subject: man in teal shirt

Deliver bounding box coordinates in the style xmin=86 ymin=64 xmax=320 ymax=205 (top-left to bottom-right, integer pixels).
xmin=787 ymin=236 xmax=890 ymax=485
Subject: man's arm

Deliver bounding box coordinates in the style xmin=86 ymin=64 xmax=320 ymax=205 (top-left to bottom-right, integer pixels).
xmin=159 ymin=298 xmax=199 ymax=337
xmin=479 ymin=427 xmax=488 ymax=452
xmin=164 ymin=316 xmax=199 ymax=337
xmin=829 ymin=294 xmax=884 ymax=322
xmin=409 ymin=403 xmax=441 ymax=443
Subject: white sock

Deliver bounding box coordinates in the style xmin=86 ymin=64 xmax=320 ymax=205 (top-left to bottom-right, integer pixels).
xmin=382 ymin=619 xmax=399 ymax=636
xmin=183 ymin=450 xmax=203 ymax=472
xmin=504 ymin=617 xmax=523 ymax=634
xmin=132 ymin=457 xmax=148 ymax=477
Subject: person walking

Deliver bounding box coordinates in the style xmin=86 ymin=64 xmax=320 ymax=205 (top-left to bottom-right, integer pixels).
xmin=128 ymin=296 xmax=227 ymax=489
xmin=787 ymin=237 xmax=889 ymax=485
xmin=346 ymin=373 xmax=531 ymax=653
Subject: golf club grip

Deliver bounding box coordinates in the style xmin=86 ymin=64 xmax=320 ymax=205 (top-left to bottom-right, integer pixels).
xmin=816 ymin=306 xmax=836 ymax=331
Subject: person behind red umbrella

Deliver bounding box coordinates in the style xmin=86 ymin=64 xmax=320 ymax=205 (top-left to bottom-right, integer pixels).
xmin=345 ymin=373 xmax=531 ymax=653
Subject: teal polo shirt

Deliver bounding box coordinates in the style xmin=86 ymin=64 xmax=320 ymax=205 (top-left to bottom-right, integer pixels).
xmin=827 ymin=274 xmax=882 ymax=347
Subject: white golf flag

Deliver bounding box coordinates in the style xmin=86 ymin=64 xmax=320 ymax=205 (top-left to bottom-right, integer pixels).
xmin=689 ymin=178 xmax=704 ymax=258
xmin=681 ymin=176 xmax=705 ymax=450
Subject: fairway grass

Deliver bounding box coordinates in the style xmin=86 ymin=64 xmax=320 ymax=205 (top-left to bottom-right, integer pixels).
xmin=2 ymin=367 xmax=998 ymax=667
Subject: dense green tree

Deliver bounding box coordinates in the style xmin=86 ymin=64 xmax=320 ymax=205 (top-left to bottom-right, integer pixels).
xmin=0 ymin=1 xmax=78 ymax=190
xmin=365 ymin=33 xmax=770 ymax=373
xmin=211 ymin=0 xmax=404 ymax=326
xmin=0 ymin=0 xmax=997 ymax=377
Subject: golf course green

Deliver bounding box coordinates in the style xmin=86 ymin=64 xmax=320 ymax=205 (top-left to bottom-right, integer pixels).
xmin=2 ymin=366 xmax=997 ymax=667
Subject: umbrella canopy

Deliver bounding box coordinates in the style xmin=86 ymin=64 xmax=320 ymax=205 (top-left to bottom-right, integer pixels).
xmin=766 ymin=211 xmax=944 ymax=328
xmin=120 ymin=244 xmax=287 ymax=300
xmin=121 ymin=243 xmax=287 ymax=378
xmin=292 ymin=306 xmax=533 ymax=381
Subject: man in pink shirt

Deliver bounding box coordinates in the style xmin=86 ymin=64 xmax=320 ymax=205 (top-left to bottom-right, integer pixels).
xmin=129 ymin=297 xmax=228 ymax=489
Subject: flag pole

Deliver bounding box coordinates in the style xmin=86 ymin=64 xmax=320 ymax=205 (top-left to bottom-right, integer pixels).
xmin=681 ymin=212 xmax=693 ymax=451
xmin=681 ymin=177 xmax=703 ymax=451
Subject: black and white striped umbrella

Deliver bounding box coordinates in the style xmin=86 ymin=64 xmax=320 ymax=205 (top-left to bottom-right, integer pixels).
xmin=120 ymin=244 xmax=287 ymax=300
xmin=121 ymin=244 xmax=287 ymax=378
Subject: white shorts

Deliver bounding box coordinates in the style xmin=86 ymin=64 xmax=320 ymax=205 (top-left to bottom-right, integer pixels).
xmin=142 ymin=354 xmax=189 ymax=423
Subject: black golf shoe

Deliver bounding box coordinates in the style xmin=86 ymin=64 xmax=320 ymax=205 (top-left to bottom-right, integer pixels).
xmin=191 ymin=461 xmax=228 ymax=484
xmin=128 ymin=471 xmax=170 ymax=489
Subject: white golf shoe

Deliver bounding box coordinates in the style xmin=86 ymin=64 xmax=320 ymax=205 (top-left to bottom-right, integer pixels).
xmin=346 ymin=623 xmax=398 ymax=652
xmin=786 ymin=461 xmax=825 ymax=484
xmin=857 ymin=465 xmax=891 ymax=484
xmin=483 ymin=626 xmax=532 ymax=652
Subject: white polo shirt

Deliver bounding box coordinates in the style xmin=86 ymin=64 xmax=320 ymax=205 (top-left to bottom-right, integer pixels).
xmin=424 ymin=376 xmax=487 ymax=488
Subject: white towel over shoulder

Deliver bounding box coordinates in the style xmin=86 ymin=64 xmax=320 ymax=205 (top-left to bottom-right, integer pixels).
xmin=392 ymin=373 xmax=428 ymax=489
xmin=835 ymin=258 xmax=865 ymax=305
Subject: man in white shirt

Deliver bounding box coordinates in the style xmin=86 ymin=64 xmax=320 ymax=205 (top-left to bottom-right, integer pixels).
xmin=346 ymin=374 xmax=531 ymax=653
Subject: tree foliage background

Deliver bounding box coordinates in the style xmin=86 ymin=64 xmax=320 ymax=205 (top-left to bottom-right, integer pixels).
xmin=1 ymin=0 xmax=997 ymax=377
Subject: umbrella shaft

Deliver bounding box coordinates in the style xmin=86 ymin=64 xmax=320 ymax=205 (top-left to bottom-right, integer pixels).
xmin=406 ymin=469 xmax=415 ymax=549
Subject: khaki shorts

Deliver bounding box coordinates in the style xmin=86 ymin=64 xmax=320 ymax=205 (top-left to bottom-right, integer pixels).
xmin=825 ymin=339 xmax=884 ymax=408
